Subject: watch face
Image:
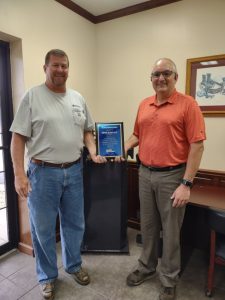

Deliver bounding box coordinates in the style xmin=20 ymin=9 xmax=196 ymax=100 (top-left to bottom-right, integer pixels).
xmin=182 ymin=179 xmax=193 ymax=187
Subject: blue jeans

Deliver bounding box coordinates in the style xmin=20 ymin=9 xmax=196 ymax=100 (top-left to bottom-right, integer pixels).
xmin=27 ymin=161 xmax=84 ymax=284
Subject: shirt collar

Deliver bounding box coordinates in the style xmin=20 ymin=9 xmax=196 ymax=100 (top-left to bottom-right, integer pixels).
xmin=149 ymin=89 xmax=177 ymax=106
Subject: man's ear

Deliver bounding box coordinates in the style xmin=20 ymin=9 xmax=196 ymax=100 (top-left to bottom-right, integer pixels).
xmin=43 ymin=65 xmax=46 ymax=73
xmin=174 ymin=73 xmax=178 ymax=80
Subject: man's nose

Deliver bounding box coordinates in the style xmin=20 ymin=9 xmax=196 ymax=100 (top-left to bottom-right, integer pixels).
xmin=158 ymin=73 xmax=165 ymax=79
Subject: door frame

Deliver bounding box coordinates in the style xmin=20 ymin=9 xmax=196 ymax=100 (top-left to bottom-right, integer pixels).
xmin=0 ymin=40 xmax=19 ymax=255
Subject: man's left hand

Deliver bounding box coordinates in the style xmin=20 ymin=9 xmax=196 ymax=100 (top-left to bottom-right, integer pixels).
xmin=171 ymin=184 xmax=190 ymax=208
xmin=90 ymin=154 xmax=107 ymax=164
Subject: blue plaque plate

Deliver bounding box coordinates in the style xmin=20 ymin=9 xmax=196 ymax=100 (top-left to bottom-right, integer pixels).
xmin=95 ymin=122 xmax=124 ymax=157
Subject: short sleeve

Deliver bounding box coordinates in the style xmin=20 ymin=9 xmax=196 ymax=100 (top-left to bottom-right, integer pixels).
xmin=133 ymin=103 xmax=142 ymax=138
xmin=83 ymin=99 xmax=94 ymax=131
xmin=184 ymin=100 xmax=206 ymax=143
xmin=10 ymin=92 xmax=32 ymax=137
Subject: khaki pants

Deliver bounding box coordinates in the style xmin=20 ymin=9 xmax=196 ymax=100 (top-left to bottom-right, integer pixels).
xmin=137 ymin=164 xmax=186 ymax=287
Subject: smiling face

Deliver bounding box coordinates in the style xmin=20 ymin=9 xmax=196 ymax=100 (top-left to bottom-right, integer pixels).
xmin=44 ymin=54 xmax=69 ymax=93
xmin=151 ymin=58 xmax=178 ymax=100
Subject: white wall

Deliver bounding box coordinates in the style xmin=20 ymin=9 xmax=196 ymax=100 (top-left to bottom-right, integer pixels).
xmin=0 ymin=0 xmax=97 ymax=112
xmin=95 ymin=0 xmax=225 ymax=171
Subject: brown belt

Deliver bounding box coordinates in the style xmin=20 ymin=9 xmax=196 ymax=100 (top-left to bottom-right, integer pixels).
xmin=31 ymin=157 xmax=81 ymax=168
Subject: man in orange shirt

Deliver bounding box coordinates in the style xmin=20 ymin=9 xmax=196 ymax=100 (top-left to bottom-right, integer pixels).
xmin=125 ymin=58 xmax=206 ymax=300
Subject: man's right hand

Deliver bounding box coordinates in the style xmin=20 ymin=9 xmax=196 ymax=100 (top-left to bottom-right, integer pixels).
xmin=114 ymin=155 xmax=126 ymax=162
xmin=14 ymin=174 xmax=31 ymax=200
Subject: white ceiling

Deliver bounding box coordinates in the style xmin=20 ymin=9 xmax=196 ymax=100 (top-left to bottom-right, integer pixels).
xmin=71 ymin=0 xmax=149 ymax=16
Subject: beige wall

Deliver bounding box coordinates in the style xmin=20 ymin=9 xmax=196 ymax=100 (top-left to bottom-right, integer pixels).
xmin=0 ymin=0 xmax=97 ymax=112
xmin=0 ymin=0 xmax=224 ymax=171
xmin=96 ymin=0 xmax=225 ymax=171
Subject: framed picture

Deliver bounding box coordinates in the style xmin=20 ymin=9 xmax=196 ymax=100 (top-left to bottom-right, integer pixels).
xmin=186 ymin=54 xmax=225 ymax=114
xmin=95 ymin=122 xmax=125 ymax=158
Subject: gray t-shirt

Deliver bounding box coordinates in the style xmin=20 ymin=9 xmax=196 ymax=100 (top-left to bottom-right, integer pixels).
xmin=10 ymin=84 xmax=94 ymax=163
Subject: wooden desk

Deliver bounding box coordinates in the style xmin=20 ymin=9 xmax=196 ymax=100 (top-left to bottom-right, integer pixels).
xmin=127 ymin=163 xmax=225 ymax=229
xmin=189 ymin=169 xmax=225 ymax=211
xmin=190 ymin=185 xmax=225 ymax=211
xmin=126 ymin=163 xmax=225 ymax=271
xmin=182 ymin=170 xmax=225 ymax=263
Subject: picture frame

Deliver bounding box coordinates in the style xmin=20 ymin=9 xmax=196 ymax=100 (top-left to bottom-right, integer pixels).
xmin=186 ymin=54 xmax=225 ymax=114
xmin=95 ymin=122 xmax=125 ymax=158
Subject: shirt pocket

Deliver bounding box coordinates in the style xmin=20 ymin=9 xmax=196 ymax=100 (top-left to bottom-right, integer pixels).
xmin=72 ymin=107 xmax=86 ymax=127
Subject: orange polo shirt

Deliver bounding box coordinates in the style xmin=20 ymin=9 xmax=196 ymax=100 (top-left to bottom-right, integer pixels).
xmin=133 ymin=89 xmax=206 ymax=167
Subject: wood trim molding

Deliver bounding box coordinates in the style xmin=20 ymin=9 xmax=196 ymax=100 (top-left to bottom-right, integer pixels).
xmin=55 ymin=0 xmax=182 ymax=24
xmin=95 ymin=0 xmax=182 ymax=23
xmin=55 ymin=0 xmax=96 ymax=23
xmin=18 ymin=242 xmax=34 ymax=256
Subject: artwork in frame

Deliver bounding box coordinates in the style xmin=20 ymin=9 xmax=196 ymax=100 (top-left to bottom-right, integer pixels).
xmin=186 ymin=54 xmax=225 ymax=114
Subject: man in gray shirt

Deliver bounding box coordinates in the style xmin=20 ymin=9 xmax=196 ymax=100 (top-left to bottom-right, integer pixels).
xmin=10 ymin=49 xmax=106 ymax=300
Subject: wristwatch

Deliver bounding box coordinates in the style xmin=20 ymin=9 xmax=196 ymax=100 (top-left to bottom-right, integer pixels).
xmin=181 ymin=179 xmax=193 ymax=188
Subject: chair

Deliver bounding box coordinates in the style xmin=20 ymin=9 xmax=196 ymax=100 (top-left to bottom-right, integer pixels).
xmin=206 ymin=209 xmax=225 ymax=297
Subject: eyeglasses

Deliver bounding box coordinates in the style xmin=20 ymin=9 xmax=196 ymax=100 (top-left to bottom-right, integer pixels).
xmin=151 ymin=70 xmax=175 ymax=79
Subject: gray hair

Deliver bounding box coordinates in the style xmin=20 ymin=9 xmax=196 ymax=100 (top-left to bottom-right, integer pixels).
xmin=153 ymin=58 xmax=177 ymax=73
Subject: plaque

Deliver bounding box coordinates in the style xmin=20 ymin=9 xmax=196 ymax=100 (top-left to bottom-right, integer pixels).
xmin=95 ymin=122 xmax=125 ymax=158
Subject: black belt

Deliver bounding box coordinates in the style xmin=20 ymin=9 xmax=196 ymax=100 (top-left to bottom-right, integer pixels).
xmin=31 ymin=157 xmax=81 ymax=168
xmin=142 ymin=163 xmax=186 ymax=172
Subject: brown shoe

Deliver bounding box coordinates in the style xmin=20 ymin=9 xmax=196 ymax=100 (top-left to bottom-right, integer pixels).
xmin=40 ymin=282 xmax=54 ymax=300
xmin=72 ymin=267 xmax=90 ymax=285
xmin=126 ymin=269 xmax=156 ymax=286
xmin=159 ymin=286 xmax=176 ymax=300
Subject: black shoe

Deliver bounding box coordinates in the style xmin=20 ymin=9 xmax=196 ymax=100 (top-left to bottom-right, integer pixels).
xmin=159 ymin=286 xmax=176 ymax=300
xmin=126 ymin=269 xmax=156 ymax=286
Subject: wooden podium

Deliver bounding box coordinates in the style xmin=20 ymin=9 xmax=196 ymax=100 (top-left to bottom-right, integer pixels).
xmin=82 ymin=159 xmax=129 ymax=253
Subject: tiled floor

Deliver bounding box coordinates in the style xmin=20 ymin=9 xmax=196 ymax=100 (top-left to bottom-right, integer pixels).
xmin=0 ymin=228 xmax=225 ymax=300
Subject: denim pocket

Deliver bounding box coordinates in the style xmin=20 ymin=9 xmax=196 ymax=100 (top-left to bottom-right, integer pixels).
xmin=27 ymin=162 xmax=39 ymax=178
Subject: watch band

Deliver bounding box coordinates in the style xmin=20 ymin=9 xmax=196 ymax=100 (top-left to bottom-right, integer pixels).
xmin=181 ymin=179 xmax=193 ymax=188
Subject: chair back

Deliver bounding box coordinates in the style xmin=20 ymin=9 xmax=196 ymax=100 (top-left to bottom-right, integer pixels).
xmin=208 ymin=209 xmax=225 ymax=235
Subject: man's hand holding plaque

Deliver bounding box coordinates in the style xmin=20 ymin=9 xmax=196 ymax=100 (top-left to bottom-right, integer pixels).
xmin=95 ymin=122 xmax=125 ymax=161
